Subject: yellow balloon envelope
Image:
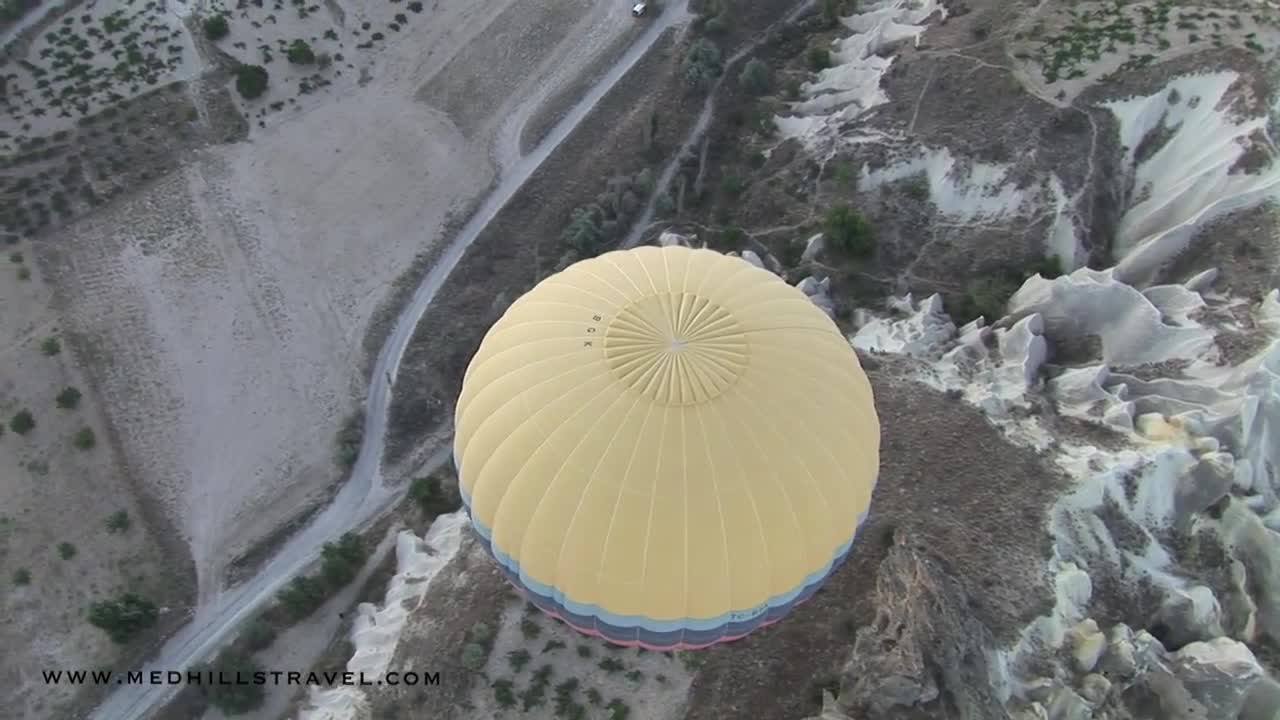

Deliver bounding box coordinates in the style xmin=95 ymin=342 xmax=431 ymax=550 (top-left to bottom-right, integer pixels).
xmin=454 ymin=245 xmax=879 ymax=648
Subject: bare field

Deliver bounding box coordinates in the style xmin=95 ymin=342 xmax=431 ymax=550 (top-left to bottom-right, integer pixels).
xmin=0 ymin=239 xmax=194 ymax=720
xmin=4 ymin=0 xmax=637 ymax=714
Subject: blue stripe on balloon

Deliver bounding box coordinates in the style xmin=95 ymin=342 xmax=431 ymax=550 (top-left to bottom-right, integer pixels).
xmin=459 ymin=482 xmax=868 ymax=645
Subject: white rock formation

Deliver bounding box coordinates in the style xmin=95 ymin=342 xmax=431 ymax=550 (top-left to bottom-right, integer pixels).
xmin=295 ymin=512 xmax=467 ymax=720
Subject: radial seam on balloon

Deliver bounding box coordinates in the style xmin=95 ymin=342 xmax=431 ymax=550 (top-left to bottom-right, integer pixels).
xmin=591 ymin=397 xmax=655 ymax=598
xmin=679 ymin=408 xmax=690 ymax=647
xmin=512 ymin=365 xmax=638 ymax=613
xmin=495 ymin=369 xmax=626 ymax=589
xmin=573 ymin=264 xmax=645 ymax=308
xmin=456 ymin=350 xmax=604 ymax=458
xmin=688 ymin=254 xmax=757 ymax=301
xmin=547 ymin=389 xmax=646 ymax=630
xmin=590 ymin=255 xmax=649 ymax=299
xmin=609 ymin=250 xmax=663 ymax=300
xmin=689 ymin=402 xmax=738 ymax=624
xmin=701 ymin=395 xmax=774 ymax=614
xmin=460 ymin=335 xmax=598 ymax=393
xmin=461 ymin=363 xmax=616 ymax=509
xmin=635 ymin=403 xmax=668 ymax=603
xmin=737 ymin=349 xmax=861 ymax=522
xmin=535 ymin=280 xmax=632 ymax=314
xmin=723 ymin=376 xmax=825 ymax=573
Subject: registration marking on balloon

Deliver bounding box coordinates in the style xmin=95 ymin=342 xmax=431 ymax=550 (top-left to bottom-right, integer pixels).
xmin=583 ymin=312 xmax=604 ymax=348
xmin=729 ymin=604 xmax=769 ymax=622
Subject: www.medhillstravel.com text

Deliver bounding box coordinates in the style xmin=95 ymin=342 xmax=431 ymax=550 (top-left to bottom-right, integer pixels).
xmin=42 ymin=669 xmax=442 ymax=687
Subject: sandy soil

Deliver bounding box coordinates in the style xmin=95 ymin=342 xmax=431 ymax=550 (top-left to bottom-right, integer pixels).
xmin=0 ymin=235 xmax=194 ymax=719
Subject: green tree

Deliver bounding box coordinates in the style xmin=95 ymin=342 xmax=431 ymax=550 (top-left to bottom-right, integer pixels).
xmin=199 ymin=652 xmax=265 ymax=714
xmin=823 ymin=205 xmax=875 ymax=258
xmin=10 ymin=409 xmax=34 ymax=435
xmin=12 ymin=568 xmax=31 ymax=585
xmin=87 ymin=593 xmax=158 ymax=643
xmin=58 ymin=542 xmax=77 ymax=559
xmin=286 ymin=39 xmax=316 ymax=65
xmin=739 ymin=58 xmax=770 ymax=94
xmin=277 ymin=575 xmax=327 ymax=619
xmin=808 ymin=46 xmax=833 ymax=70
xmin=202 ymin=14 xmax=229 ymax=41
xmin=461 ymin=642 xmax=487 ymax=671
xmin=320 ymin=533 xmax=365 ymax=588
xmin=73 ymin=426 xmax=96 ymax=450
xmin=408 ymin=475 xmax=459 ymax=517
xmin=683 ymin=38 xmax=723 ymax=92
xmin=242 ymin=617 xmax=277 ymax=651
xmin=106 ymin=510 xmax=131 ymax=533
xmin=56 ymin=386 xmax=82 ymax=409
xmin=233 ymin=64 xmax=269 ymax=100
xmin=41 ymin=336 xmax=61 ymax=355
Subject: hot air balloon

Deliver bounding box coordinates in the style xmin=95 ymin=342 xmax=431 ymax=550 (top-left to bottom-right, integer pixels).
xmin=453 ymin=245 xmax=879 ymax=649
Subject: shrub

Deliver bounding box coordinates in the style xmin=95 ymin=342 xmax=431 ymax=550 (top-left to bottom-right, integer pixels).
xmin=57 ymin=542 xmax=77 ymax=560
xmin=12 ymin=568 xmax=31 ymax=585
xmin=808 ymin=46 xmax=832 ymax=70
xmin=739 ymin=58 xmax=770 ymax=94
xmin=654 ymin=193 xmax=674 ymax=216
xmin=542 ymin=639 xmax=565 ymax=654
xmin=320 ymin=532 xmax=366 ymax=588
xmin=287 ymin=39 xmax=315 ymax=64
xmin=87 ymin=593 xmax=158 ymax=643
xmin=823 ymin=205 xmax=874 ymax=258
xmin=461 ymin=642 xmax=487 ymax=671
xmin=199 ymin=652 xmax=265 ymax=714
xmin=507 ymin=649 xmax=530 ymax=672
xmin=561 ymin=204 xmax=607 ymax=256
xmin=576 ymin=644 xmax=592 ymax=658
xmin=520 ymin=617 xmax=542 ymax=639
xmin=202 ymin=15 xmax=229 ymax=40
xmin=586 ymin=688 xmax=604 ymax=705
xmin=41 ymin=336 xmax=61 ymax=355
xmin=683 ymin=38 xmax=723 ymax=92
xmin=242 ymin=617 xmax=277 ymax=651
xmin=493 ymin=679 xmax=516 ymax=708
xmin=277 ymin=575 xmax=327 ymax=619
xmin=10 ymin=410 xmax=34 ymax=435
xmin=408 ymin=474 xmax=459 ymax=517
xmin=607 ymin=699 xmax=631 ymax=720
xmin=598 ymin=657 xmax=624 ymax=673
xmin=469 ymin=621 xmax=493 ymax=646
xmin=335 ymin=412 xmax=363 ymax=467
xmin=17 ymin=267 xmax=30 ymax=281
xmin=233 ymin=64 xmax=269 ymax=99
xmin=73 ymin=426 xmax=96 ymax=450
xmin=106 ymin=510 xmax=130 ymax=533
xmin=960 ymin=277 xmax=1017 ymax=322
xmin=1026 ymin=254 xmax=1064 ymax=279
xmin=56 ymin=386 xmax=82 ymax=409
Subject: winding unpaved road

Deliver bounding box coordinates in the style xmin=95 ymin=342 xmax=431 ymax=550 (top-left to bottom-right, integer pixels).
xmin=88 ymin=4 xmax=690 ymax=719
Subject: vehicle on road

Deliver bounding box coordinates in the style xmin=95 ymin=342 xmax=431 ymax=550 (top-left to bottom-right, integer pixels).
xmin=632 ymin=2 xmax=648 ymax=17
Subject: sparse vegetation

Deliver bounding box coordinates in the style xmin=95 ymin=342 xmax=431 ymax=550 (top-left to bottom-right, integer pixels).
xmin=739 ymin=58 xmax=770 ymax=94
xmin=87 ymin=593 xmax=158 ymax=643
xmin=10 ymin=410 xmax=35 ymax=435
xmin=242 ymin=617 xmax=277 ymax=651
xmin=276 ymin=532 xmax=367 ymax=619
xmin=576 ymin=643 xmax=593 ymax=658
xmin=12 ymin=568 xmax=31 ymax=586
xmin=408 ymin=474 xmax=459 ymax=517
xmin=202 ymin=14 xmax=230 ymax=41
xmin=823 ymin=205 xmax=875 ymax=258
xmin=808 ymin=45 xmax=832 ymax=71
xmin=493 ymin=678 xmax=517 ymax=708
xmin=106 ymin=510 xmax=131 ymax=533
xmin=461 ymin=642 xmax=487 ymax=671
xmin=41 ymin=336 xmax=61 ymax=356
xmin=198 ymin=651 xmax=266 ymax=714
xmin=521 ymin=616 xmax=543 ymax=639
xmin=507 ymin=648 xmax=531 ymax=672
xmin=598 ymin=657 xmax=625 ymax=674
xmin=73 ymin=426 xmax=96 ymax=450
xmin=286 ymin=39 xmax=316 ymax=65
xmin=55 ymin=386 xmax=82 ymax=409
xmin=234 ymin=64 xmax=270 ymax=100
xmin=607 ymin=698 xmax=632 ymax=720
xmin=334 ymin=411 xmax=364 ymax=467
xmin=683 ymin=38 xmax=723 ymax=92
xmin=542 ymin=639 xmax=566 ymax=654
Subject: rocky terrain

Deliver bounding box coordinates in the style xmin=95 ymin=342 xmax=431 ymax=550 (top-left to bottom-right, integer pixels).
xmin=297 ymin=0 xmax=1280 ymax=719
